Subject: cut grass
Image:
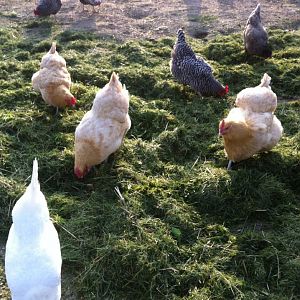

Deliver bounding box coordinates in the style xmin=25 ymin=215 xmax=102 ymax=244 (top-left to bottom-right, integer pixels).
xmin=0 ymin=21 xmax=299 ymax=299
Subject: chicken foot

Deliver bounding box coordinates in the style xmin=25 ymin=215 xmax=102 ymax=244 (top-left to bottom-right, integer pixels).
xmin=227 ymin=160 xmax=234 ymax=170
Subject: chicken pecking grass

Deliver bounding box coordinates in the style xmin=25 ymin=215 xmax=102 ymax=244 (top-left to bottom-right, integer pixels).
xmin=0 ymin=23 xmax=299 ymax=300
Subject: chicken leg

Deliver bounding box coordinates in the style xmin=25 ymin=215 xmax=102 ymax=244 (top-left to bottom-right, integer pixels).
xmin=227 ymin=160 xmax=233 ymax=170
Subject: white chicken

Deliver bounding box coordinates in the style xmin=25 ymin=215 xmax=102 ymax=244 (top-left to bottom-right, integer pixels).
xmin=219 ymin=73 xmax=283 ymax=169
xmin=5 ymin=159 xmax=62 ymax=300
xmin=74 ymin=72 xmax=131 ymax=178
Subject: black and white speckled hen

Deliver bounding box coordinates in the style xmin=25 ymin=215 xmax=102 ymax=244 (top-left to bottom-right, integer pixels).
xmin=34 ymin=0 xmax=62 ymax=17
xmin=170 ymin=29 xmax=228 ymax=97
xmin=244 ymin=4 xmax=272 ymax=58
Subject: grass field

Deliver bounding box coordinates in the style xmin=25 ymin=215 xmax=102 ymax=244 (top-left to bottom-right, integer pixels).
xmin=0 ymin=19 xmax=300 ymax=299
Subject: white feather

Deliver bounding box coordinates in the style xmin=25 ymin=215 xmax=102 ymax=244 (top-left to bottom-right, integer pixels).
xmin=235 ymin=73 xmax=277 ymax=113
xmin=5 ymin=159 xmax=62 ymax=300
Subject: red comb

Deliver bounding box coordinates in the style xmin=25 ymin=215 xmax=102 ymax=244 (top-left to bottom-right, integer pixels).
xmin=225 ymin=85 xmax=229 ymax=94
xmin=74 ymin=167 xmax=84 ymax=179
xmin=74 ymin=166 xmax=91 ymax=179
xmin=218 ymin=85 xmax=229 ymax=97
xmin=70 ymin=97 xmax=77 ymax=106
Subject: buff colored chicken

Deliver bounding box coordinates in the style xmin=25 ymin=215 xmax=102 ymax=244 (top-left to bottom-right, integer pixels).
xmin=219 ymin=73 xmax=283 ymax=169
xmin=74 ymin=72 xmax=131 ymax=178
xmin=32 ymin=42 xmax=76 ymax=110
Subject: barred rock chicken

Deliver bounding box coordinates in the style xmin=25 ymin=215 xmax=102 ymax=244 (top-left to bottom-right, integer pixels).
xmin=170 ymin=29 xmax=228 ymax=97
xmin=34 ymin=0 xmax=62 ymax=17
xmin=5 ymin=159 xmax=62 ymax=300
xmin=74 ymin=72 xmax=131 ymax=178
xmin=80 ymin=0 xmax=101 ymax=12
xmin=244 ymin=4 xmax=272 ymax=58
xmin=219 ymin=73 xmax=283 ymax=169
xmin=32 ymin=42 xmax=76 ymax=110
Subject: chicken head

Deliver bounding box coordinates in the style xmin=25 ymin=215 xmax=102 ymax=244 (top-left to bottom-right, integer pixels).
xmin=218 ymin=85 xmax=229 ymax=97
xmin=65 ymin=96 xmax=77 ymax=107
xmin=219 ymin=119 xmax=231 ymax=136
xmin=74 ymin=166 xmax=91 ymax=179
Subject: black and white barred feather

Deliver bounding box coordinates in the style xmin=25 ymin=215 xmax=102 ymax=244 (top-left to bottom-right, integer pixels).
xmin=170 ymin=29 xmax=228 ymax=97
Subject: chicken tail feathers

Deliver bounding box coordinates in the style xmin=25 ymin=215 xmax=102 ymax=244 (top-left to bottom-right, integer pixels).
xmin=31 ymin=158 xmax=39 ymax=191
xmin=254 ymin=3 xmax=261 ymax=16
xmin=109 ymin=72 xmax=124 ymax=92
xmin=49 ymin=42 xmax=57 ymax=54
xmin=177 ymin=28 xmax=185 ymax=43
xmin=247 ymin=3 xmax=261 ymax=26
xmin=110 ymin=72 xmax=119 ymax=85
xmin=259 ymin=73 xmax=271 ymax=88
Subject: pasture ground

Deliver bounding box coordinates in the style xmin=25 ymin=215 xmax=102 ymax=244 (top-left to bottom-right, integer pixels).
xmin=0 ymin=0 xmax=299 ymax=299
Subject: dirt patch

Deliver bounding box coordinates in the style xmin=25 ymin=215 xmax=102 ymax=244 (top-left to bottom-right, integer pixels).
xmin=1 ymin=0 xmax=299 ymax=40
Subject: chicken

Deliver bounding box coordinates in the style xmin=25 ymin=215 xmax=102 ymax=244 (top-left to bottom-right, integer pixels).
xmin=170 ymin=28 xmax=229 ymax=97
xmin=34 ymin=0 xmax=62 ymax=16
xmin=80 ymin=0 xmax=101 ymax=12
xmin=219 ymin=73 xmax=283 ymax=169
xmin=74 ymin=72 xmax=131 ymax=178
xmin=5 ymin=159 xmax=62 ymax=300
xmin=244 ymin=3 xmax=272 ymax=58
xmin=32 ymin=42 xmax=76 ymax=110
